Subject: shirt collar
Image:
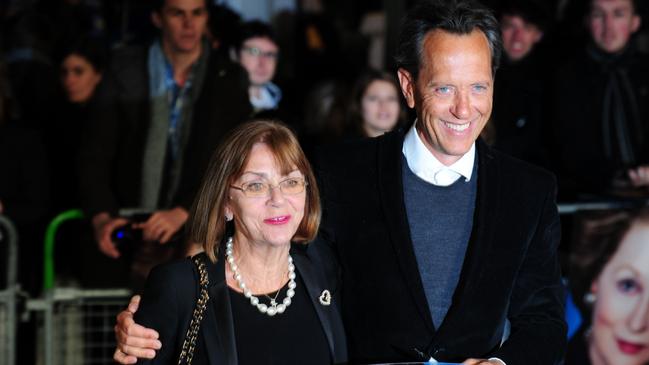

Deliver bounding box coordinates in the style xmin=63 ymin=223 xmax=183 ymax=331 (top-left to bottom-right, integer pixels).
xmin=402 ymin=122 xmax=476 ymax=186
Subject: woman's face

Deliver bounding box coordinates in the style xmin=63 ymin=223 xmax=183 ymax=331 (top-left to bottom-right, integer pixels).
xmin=590 ymin=221 xmax=649 ymax=365
xmin=226 ymin=143 xmax=306 ymax=249
xmin=361 ymin=79 xmax=401 ymax=137
xmin=61 ymin=54 xmax=102 ymax=103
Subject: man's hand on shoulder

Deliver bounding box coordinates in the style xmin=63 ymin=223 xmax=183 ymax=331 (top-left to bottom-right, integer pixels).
xmin=114 ymin=295 xmax=161 ymax=364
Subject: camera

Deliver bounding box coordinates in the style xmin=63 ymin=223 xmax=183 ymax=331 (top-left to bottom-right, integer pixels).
xmin=111 ymin=224 xmax=141 ymax=255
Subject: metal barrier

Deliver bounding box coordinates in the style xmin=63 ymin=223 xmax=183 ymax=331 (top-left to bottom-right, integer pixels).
xmin=27 ymin=209 xmax=132 ymax=365
xmin=557 ymin=199 xmax=649 ymax=215
xmin=0 ymin=215 xmax=18 ymax=365
xmin=30 ymin=287 xmax=131 ymax=365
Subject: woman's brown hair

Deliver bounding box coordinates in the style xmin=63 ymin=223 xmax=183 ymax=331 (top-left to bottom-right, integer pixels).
xmin=569 ymin=208 xmax=649 ymax=310
xmin=187 ymin=119 xmax=321 ymax=262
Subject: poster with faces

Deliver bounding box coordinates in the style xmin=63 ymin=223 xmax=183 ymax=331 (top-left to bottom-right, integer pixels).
xmin=565 ymin=209 xmax=649 ymax=365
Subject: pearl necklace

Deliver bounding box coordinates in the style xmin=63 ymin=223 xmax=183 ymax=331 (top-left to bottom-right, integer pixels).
xmin=225 ymin=237 xmax=296 ymax=317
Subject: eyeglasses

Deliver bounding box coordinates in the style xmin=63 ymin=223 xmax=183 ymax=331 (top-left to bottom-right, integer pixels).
xmin=231 ymin=177 xmax=307 ymax=197
xmin=241 ymin=46 xmax=279 ymax=60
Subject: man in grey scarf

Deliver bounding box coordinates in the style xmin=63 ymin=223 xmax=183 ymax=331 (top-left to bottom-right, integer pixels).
xmin=550 ymin=0 xmax=649 ymax=198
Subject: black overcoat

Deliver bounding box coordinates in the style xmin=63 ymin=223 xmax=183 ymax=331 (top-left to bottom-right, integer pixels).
xmin=316 ymin=130 xmax=567 ymax=364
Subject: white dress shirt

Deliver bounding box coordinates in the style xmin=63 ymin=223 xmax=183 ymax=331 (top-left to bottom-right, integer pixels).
xmin=402 ymin=123 xmax=475 ymax=186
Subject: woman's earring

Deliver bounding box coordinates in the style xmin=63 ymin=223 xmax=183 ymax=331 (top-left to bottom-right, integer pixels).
xmin=225 ymin=211 xmax=233 ymax=222
xmin=584 ymin=292 xmax=596 ymax=305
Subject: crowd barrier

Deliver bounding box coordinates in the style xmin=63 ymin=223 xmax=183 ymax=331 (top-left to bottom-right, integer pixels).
xmin=25 ymin=210 xmax=131 ymax=365
xmin=557 ymin=198 xmax=649 ymax=215
xmin=0 ymin=215 xmax=19 ymax=365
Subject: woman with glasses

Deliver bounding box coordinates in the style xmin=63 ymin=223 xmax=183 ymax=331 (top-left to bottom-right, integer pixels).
xmin=114 ymin=120 xmax=347 ymax=364
xmin=234 ymin=21 xmax=282 ymax=115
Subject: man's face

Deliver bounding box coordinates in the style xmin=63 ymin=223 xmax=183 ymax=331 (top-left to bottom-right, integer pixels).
xmin=398 ymin=29 xmax=493 ymax=166
xmin=500 ymin=14 xmax=543 ymax=61
xmin=588 ymin=0 xmax=641 ymax=53
xmin=238 ymin=37 xmax=279 ymax=86
xmin=152 ymin=0 xmax=208 ymax=55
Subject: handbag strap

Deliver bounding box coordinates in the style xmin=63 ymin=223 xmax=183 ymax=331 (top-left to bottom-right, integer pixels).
xmin=178 ymin=255 xmax=210 ymax=365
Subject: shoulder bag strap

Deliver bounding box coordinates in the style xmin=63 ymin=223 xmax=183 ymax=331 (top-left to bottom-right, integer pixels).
xmin=177 ymin=255 xmax=210 ymax=365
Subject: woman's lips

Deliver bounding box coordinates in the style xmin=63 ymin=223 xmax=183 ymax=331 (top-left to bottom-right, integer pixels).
xmin=617 ymin=338 xmax=646 ymax=355
xmin=264 ymin=215 xmax=291 ymax=225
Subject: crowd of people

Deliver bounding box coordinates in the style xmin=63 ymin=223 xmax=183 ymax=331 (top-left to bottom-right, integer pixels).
xmin=1 ymin=0 xmax=649 ymax=364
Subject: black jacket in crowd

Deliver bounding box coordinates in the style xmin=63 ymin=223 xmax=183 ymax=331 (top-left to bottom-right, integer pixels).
xmin=78 ymin=43 xmax=251 ymax=218
xmin=550 ymin=43 xmax=649 ymax=198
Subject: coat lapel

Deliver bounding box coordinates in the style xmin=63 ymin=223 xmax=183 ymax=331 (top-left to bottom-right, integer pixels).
xmin=292 ymin=253 xmax=340 ymax=362
xmin=202 ymin=256 xmax=238 ymax=365
xmin=377 ymin=132 xmax=435 ymax=333
xmin=436 ymin=140 xmax=500 ymax=337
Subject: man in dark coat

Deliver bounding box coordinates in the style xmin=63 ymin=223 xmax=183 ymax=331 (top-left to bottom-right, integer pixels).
xmin=550 ymin=0 xmax=649 ymax=199
xmin=491 ymin=0 xmax=553 ymax=168
xmin=314 ymin=1 xmax=565 ymax=363
xmin=113 ymin=1 xmax=566 ymax=364
xmin=78 ymin=0 xmax=250 ymax=284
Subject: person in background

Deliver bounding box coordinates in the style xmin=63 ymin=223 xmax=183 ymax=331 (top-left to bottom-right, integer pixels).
xmin=498 ymin=0 xmax=547 ymax=63
xmin=113 ymin=1 xmax=567 ymax=363
xmin=78 ymin=0 xmax=251 ymax=288
xmin=491 ymin=0 xmax=552 ymax=168
xmin=345 ymin=69 xmax=407 ymax=139
xmin=60 ymin=38 xmax=104 ymax=104
xmin=48 ymin=37 xmax=107 ymax=212
xmin=233 ymin=20 xmax=282 ymax=115
xmin=567 ymin=209 xmax=649 ymax=365
xmin=550 ymin=0 xmax=649 ymax=199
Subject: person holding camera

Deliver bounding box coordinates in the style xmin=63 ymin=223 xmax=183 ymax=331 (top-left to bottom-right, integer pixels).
xmin=78 ymin=0 xmax=250 ymax=287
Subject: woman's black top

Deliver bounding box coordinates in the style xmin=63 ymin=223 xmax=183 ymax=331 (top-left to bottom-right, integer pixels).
xmin=228 ymin=270 xmax=332 ymax=365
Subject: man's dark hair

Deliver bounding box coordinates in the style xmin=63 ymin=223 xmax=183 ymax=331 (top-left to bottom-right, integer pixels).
xmin=151 ymin=0 xmax=208 ymax=13
xmin=499 ymin=0 xmax=552 ymax=32
xmin=59 ymin=37 xmax=108 ymax=74
xmin=152 ymin=0 xmax=165 ymax=12
xmin=395 ymin=0 xmax=502 ymax=81
xmin=234 ymin=20 xmax=277 ymax=53
xmin=588 ymin=0 xmax=640 ymax=14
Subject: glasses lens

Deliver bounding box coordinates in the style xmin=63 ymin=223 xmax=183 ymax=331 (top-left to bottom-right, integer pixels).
xmin=280 ymin=178 xmax=305 ymax=195
xmin=244 ymin=46 xmax=277 ymax=60
xmin=243 ymin=182 xmax=269 ymax=197
xmin=245 ymin=47 xmax=261 ymax=56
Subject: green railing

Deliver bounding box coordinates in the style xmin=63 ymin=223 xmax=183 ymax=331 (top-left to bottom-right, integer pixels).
xmin=42 ymin=209 xmax=84 ymax=290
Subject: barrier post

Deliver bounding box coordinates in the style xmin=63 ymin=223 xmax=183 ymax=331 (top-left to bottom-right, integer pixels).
xmin=43 ymin=210 xmax=84 ymax=291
